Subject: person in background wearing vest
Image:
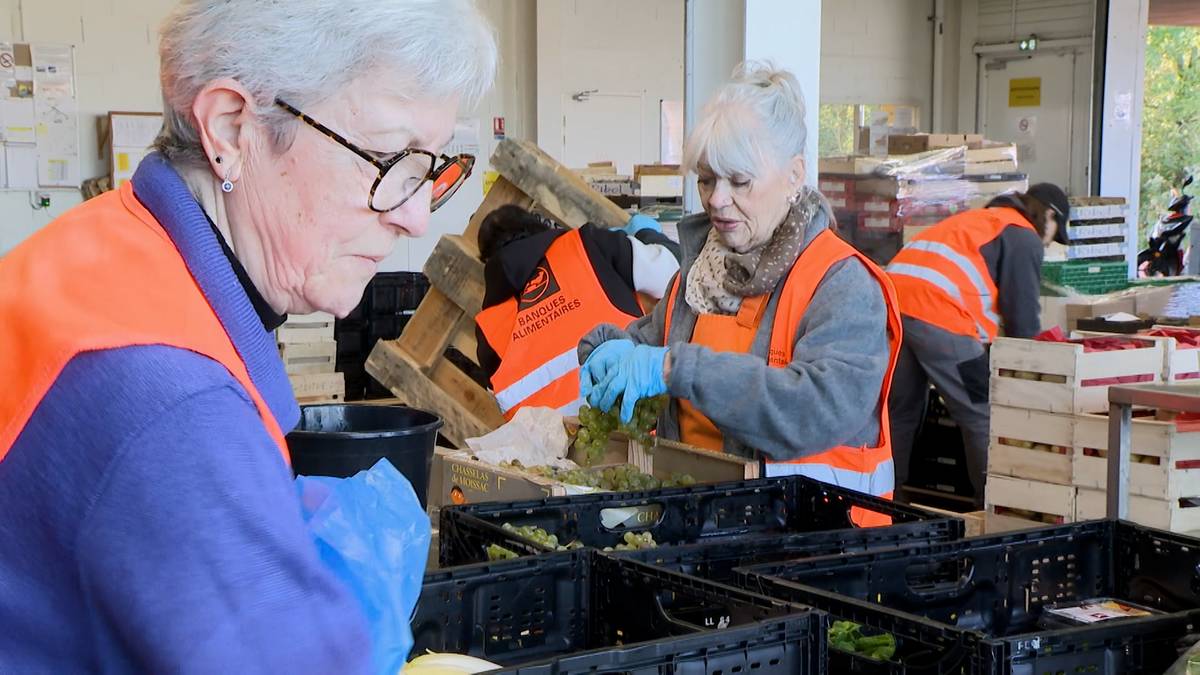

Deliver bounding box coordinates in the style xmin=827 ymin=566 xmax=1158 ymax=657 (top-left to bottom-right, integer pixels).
xmin=886 ymin=184 xmax=1071 ymax=507
xmin=475 ymin=205 xmax=681 ymax=418
xmin=577 ymin=63 xmax=904 ymax=525
xmin=0 ymin=1 xmax=495 ymax=671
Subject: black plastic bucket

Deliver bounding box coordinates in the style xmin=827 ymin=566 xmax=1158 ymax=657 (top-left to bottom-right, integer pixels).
xmin=287 ymin=404 xmax=444 ymax=508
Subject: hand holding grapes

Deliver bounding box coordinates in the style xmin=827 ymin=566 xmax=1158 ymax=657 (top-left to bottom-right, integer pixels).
xmin=589 ymin=344 xmax=670 ymax=424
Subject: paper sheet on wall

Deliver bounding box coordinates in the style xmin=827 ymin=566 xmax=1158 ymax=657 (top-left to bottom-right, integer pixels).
xmin=30 ymin=44 xmax=74 ymax=99
xmin=447 ymin=117 xmax=480 ymax=158
xmin=35 ymin=96 xmax=79 ymax=187
xmin=111 ymin=114 xmax=162 ymax=149
xmin=2 ymin=98 xmax=35 ymax=143
xmin=112 ymin=145 xmax=151 ymax=187
xmin=6 ymin=143 xmax=37 ymax=189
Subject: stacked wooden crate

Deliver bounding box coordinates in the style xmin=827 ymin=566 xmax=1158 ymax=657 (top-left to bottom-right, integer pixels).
xmin=277 ymin=311 xmax=344 ymax=404
xmin=1064 ymin=197 xmax=1129 ymax=262
xmin=1071 ymin=326 xmax=1200 ymax=532
xmin=985 ymin=335 xmax=1166 ymax=526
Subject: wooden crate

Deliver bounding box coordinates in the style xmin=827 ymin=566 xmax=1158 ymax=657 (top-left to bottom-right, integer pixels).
xmin=366 ymin=140 xmax=635 ymax=447
xmin=984 ymin=474 xmax=1076 ymax=526
xmin=434 ymin=435 xmax=757 ymax=508
xmin=277 ymin=311 xmax=336 ymax=344
xmin=911 ymin=505 xmax=1041 ymax=537
xmin=1075 ymin=488 xmax=1200 ymax=534
xmin=1071 ymin=410 xmax=1200 ymax=500
xmin=990 ymin=336 xmax=1163 ymax=414
xmin=289 ymin=371 xmax=345 ymax=404
xmin=987 ymin=406 xmax=1074 ymax=485
xmin=278 ymin=340 xmax=337 ymax=375
xmin=1076 ymin=327 xmax=1200 ymax=383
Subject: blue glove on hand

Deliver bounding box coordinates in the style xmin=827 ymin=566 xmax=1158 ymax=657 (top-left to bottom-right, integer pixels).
xmin=624 ymin=214 xmax=662 ymax=236
xmin=579 ymin=339 xmax=635 ymax=403
xmin=589 ymin=344 xmax=669 ymax=424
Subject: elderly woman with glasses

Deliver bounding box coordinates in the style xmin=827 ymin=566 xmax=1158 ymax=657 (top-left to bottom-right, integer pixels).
xmin=0 ymin=0 xmax=494 ymax=671
xmin=578 ymin=64 xmax=903 ymax=524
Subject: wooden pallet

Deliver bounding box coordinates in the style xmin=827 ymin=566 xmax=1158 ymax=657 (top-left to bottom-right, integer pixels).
xmin=366 ymin=140 xmax=632 ymax=447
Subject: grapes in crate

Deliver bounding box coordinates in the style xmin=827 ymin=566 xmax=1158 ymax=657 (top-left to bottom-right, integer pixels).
xmin=575 ymin=395 xmax=667 ymax=466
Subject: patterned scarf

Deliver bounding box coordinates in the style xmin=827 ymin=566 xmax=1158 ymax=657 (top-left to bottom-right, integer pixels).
xmin=685 ymin=187 xmax=828 ymax=315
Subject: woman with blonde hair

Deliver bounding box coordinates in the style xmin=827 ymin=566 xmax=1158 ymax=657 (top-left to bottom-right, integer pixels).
xmin=578 ymin=63 xmax=903 ymax=524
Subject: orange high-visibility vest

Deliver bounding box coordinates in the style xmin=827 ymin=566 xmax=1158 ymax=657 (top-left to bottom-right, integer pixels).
xmin=663 ymin=229 xmax=902 ymax=526
xmin=0 ymin=183 xmax=290 ymax=461
xmin=477 ymin=229 xmax=641 ymax=419
xmin=887 ymin=207 xmax=1037 ymax=343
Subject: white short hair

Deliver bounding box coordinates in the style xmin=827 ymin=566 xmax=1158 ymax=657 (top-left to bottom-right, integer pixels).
xmin=683 ymin=62 xmax=807 ymax=179
xmin=155 ymin=0 xmax=497 ymax=167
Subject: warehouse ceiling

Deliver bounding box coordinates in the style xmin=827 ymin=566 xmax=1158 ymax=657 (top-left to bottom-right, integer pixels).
xmin=1150 ymin=0 xmax=1200 ymax=27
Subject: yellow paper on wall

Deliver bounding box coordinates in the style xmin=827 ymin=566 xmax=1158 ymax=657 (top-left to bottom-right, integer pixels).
xmin=116 ymin=152 xmax=130 ymax=172
xmin=1009 ymin=78 xmax=1041 ymax=107
xmin=483 ymin=170 xmax=499 ymax=196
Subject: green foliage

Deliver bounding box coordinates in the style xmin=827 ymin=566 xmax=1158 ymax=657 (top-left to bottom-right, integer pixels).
xmin=819 ymin=104 xmax=858 ymax=157
xmin=1140 ymin=27 xmax=1200 ymax=245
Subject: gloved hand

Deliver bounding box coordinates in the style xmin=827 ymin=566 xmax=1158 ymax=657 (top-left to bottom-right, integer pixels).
xmin=579 ymin=339 xmax=635 ymax=403
xmin=589 ymin=344 xmax=669 ymax=424
xmin=623 ymin=214 xmax=662 ymax=236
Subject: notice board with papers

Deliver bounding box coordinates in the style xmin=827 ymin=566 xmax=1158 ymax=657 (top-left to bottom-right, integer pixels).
xmin=0 ymin=42 xmax=81 ymax=190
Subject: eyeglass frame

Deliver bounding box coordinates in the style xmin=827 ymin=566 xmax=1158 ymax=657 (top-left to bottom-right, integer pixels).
xmin=275 ymin=98 xmax=473 ymax=213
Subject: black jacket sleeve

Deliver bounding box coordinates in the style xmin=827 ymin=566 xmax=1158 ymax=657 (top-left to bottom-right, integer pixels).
xmin=980 ymin=224 xmax=1044 ymax=339
xmin=635 ymin=228 xmax=682 ymax=260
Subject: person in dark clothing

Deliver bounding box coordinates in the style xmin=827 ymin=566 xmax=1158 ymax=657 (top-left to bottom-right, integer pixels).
xmin=475 ymin=205 xmax=680 ymax=417
xmin=885 ymin=183 xmax=1071 ymax=506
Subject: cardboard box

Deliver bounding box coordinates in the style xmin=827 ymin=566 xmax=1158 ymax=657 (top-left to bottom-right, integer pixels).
xmin=887 ymin=133 xmax=986 ymax=156
xmin=887 ymin=134 xmax=928 ymax=156
xmin=1064 ymin=296 xmax=1137 ymax=331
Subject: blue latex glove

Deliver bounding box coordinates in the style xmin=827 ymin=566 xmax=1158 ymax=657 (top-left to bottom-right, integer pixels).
xmin=624 ymin=214 xmax=662 ymax=236
xmin=579 ymin=339 xmax=635 ymax=403
xmin=590 ymin=344 xmax=670 ymax=424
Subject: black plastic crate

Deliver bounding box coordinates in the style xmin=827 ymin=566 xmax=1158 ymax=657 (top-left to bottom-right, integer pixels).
xmin=736 ymin=520 xmax=1200 ymax=673
xmin=412 ymin=549 xmax=826 ymax=673
xmin=439 ymin=475 xmax=964 ymax=568
xmin=369 ymin=271 xmax=429 ymax=316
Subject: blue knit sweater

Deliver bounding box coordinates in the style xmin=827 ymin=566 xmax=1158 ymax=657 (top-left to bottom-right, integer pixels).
xmin=0 ymin=154 xmax=371 ymax=673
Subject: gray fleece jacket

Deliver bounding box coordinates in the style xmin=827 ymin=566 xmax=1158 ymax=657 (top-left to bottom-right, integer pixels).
xmin=578 ymin=206 xmax=891 ymax=462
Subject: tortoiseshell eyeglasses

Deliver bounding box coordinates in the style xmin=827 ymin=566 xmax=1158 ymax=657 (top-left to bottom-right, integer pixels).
xmin=276 ymin=98 xmax=474 ymax=213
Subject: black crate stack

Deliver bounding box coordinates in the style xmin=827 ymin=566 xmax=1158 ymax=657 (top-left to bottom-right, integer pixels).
xmin=335 ymin=272 xmax=431 ymax=400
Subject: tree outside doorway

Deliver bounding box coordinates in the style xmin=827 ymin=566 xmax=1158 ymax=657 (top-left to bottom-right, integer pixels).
xmin=1140 ymin=26 xmax=1200 ymax=246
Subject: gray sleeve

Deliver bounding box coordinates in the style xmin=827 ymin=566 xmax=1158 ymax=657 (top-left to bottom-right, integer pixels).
xmin=984 ymin=225 xmax=1043 ymax=339
xmin=577 ymin=283 xmax=671 ymax=364
xmin=666 ymin=258 xmax=889 ymax=460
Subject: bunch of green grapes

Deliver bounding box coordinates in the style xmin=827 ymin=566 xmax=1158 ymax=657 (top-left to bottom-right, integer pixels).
xmin=575 ymin=395 xmax=668 ymax=465
xmin=499 ymin=522 xmax=584 ymax=552
xmin=503 ymin=463 xmax=695 ymax=492
xmin=603 ymin=531 xmax=658 ymax=551
xmin=486 ymin=544 xmax=520 ymax=561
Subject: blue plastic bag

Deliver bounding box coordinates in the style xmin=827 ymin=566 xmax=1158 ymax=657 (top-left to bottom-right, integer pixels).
xmin=296 ymin=459 xmax=431 ymax=674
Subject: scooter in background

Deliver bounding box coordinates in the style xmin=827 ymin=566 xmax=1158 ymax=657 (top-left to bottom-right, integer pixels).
xmin=1138 ymin=175 xmax=1193 ymax=277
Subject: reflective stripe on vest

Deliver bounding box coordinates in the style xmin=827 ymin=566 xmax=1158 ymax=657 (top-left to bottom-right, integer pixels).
xmin=662 ymin=229 xmax=901 ymax=515
xmin=0 ymin=183 xmax=290 ymax=461
xmin=886 ymin=262 xmax=989 ymax=341
xmin=493 ymin=346 xmax=579 ymax=413
xmin=766 ymin=457 xmax=896 ymax=495
xmin=887 ymin=206 xmax=1036 ymax=343
xmin=477 ymin=229 xmax=641 ymax=419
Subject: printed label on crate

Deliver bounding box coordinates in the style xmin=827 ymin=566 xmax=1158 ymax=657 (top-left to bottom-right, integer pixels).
xmin=1044 ymin=600 xmax=1154 ymax=624
xmin=860 ymin=198 xmax=891 ymax=213
xmin=819 ymin=179 xmax=849 ymax=194
xmin=827 ymin=196 xmax=849 ymax=209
